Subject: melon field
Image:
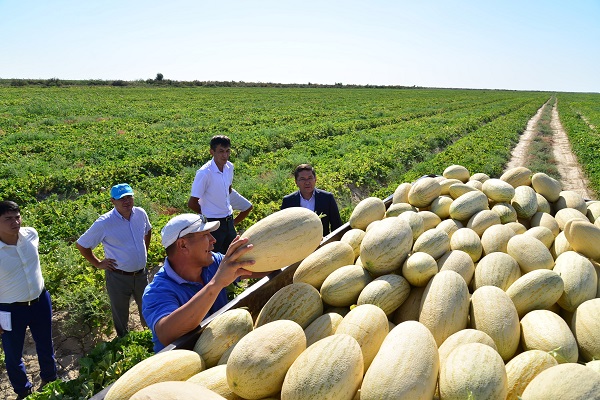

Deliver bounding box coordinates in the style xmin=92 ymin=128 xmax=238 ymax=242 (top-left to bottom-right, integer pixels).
xmin=2 ymin=84 xmax=600 ymax=399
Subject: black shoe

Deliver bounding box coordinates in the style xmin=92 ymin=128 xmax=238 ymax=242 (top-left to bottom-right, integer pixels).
xmin=16 ymin=388 xmax=32 ymax=400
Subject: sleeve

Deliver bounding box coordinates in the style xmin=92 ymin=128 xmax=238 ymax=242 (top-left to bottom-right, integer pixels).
xmin=142 ymin=282 xmax=181 ymax=335
xmin=230 ymin=189 xmax=252 ymax=211
xmin=141 ymin=208 xmax=152 ymax=234
xmin=328 ymin=194 xmax=343 ymax=231
xmin=76 ymin=219 xmax=105 ymax=249
xmin=190 ymin=169 xmax=208 ymax=199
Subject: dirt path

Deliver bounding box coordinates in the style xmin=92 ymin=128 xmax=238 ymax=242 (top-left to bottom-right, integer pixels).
xmin=506 ymin=98 xmax=595 ymax=200
xmin=1 ymin=301 xmax=144 ymax=399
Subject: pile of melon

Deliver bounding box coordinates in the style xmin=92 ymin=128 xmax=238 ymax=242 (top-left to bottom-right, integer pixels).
xmin=106 ymin=165 xmax=600 ymax=399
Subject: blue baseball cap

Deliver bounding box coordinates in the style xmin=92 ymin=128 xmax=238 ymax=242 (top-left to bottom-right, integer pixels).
xmin=110 ymin=183 xmax=134 ymax=199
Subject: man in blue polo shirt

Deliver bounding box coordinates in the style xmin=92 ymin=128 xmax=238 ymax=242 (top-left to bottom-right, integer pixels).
xmin=76 ymin=183 xmax=152 ymax=337
xmin=142 ymin=213 xmax=262 ymax=352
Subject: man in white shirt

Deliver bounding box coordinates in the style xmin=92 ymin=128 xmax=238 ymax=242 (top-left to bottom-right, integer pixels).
xmin=76 ymin=183 xmax=152 ymax=337
xmin=188 ymin=135 xmax=252 ymax=254
xmin=0 ymin=201 xmax=58 ymax=399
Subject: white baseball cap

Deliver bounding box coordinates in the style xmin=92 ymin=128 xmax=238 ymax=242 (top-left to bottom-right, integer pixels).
xmin=161 ymin=213 xmax=220 ymax=248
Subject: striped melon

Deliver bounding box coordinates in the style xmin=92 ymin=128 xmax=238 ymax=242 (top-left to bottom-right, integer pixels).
xmin=226 ymin=320 xmax=306 ymax=399
xmin=553 ymin=251 xmax=597 ymax=312
xmin=522 ymin=226 xmax=555 ymax=248
xmin=412 ymin=228 xmax=449 ymax=260
xmin=130 ymin=381 xmax=226 ymax=400
xmin=449 ymin=227 xmax=482 ymax=262
xmin=408 ymin=177 xmax=441 ymax=207
xmin=397 ymin=211 xmax=425 ymax=240
xmin=521 ymin=363 xmax=600 ymax=399
xmin=571 ymin=298 xmax=600 ymax=362
xmin=255 ymin=282 xmax=323 ymax=329
xmin=419 ymin=210 xmax=442 ymax=231
xmin=401 ymin=252 xmax=438 ymax=287
xmin=482 ymin=178 xmax=516 ymax=202
xmin=193 ymin=309 xmax=253 ymax=368
xmin=500 ymin=166 xmax=532 ymax=187
xmin=392 ymin=182 xmax=411 ymax=204
xmin=531 ymin=172 xmax=562 ymax=202
xmin=439 ymin=178 xmax=463 ymax=196
xmin=361 ymin=321 xmax=439 ymax=400
xmin=480 ymin=223 xmax=516 ymax=255
xmin=281 ymin=334 xmax=363 ymax=400
xmin=554 ymin=207 xmax=588 ymax=230
xmin=357 ymin=274 xmax=411 ymax=315
xmin=438 ymin=329 xmax=498 ymax=371
xmin=293 ymin=241 xmax=355 ymax=289
xmin=436 ymin=250 xmax=474 ymax=285
xmin=340 ymin=228 xmax=366 ymax=260
xmin=349 ymin=197 xmax=386 ymax=230
xmin=473 ymin=252 xmax=521 ymax=291
xmin=385 ymin=202 xmax=417 ymax=217
xmin=466 ymin=209 xmax=501 ymax=237
xmin=491 ymin=202 xmax=518 ymax=223
xmin=439 ymin=343 xmax=508 ymax=400
xmin=506 ymin=269 xmax=564 ymax=318
xmin=470 ymin=285 xmax=520 ymax=361
xmin=443 ymin=164 xmax=470 ymax=182
xmin=470 ymin=172 xmax=490 ymax=183
xmin=105 ymin=350 xmax=204 ymax=400
xmin=449 ymin=190 xmax=489 ymax=221
xmin=529 ymin=212 xmax=559 ymax=236
xmin=419 ymin=270 xmax=470 ymax=346
xmin=506 ymin=235 xmax=554 ymax=273
xmin=466 ymin=179 xmax=483 ymax=190
xmin=535 ymin=193 xmax=552 ymax=214
xmin=436 ymin=218 xmax=463 ymax=239
xmin=429 ymin=196 xmax=453 ymax=219
xmin=360 ymin=217 xmax=413 ymax=276
xmin=335 ymin=304 xmax=389 ymax=371
xmin=304 ymin=312 xmax=344 ymax=347
xmin=505 ymin=350 xmax=558 ymax=400
xmin=563 ymin=219 xmax=600 ymax=261
xmin=239 ymin=207 xmax=322 ymax=272
xmin=520 ymin=310 xmax=578 ymax=363
xmin=187 ymin=365 xmax=242 ymax=400
xmin=320 ymin=264 xmax=372 ymax=307
xmin=511 ymin=186 xmax=538 ymax=220
xmin=448 ymin=182 xmax=478 ymax=199
xmin=553 ymin=190 xmax=587 ymax=214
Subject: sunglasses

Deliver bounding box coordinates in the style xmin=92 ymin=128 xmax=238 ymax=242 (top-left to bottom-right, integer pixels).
xmin=176 ymin=214 xmax=208 ymax=240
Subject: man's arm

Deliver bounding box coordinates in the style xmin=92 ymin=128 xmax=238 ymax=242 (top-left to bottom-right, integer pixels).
xmin=328 ymin=194 xmax=343 ymax=231
xmin=230 ymin=189 xmax=252 ymax=225
xmin=187 ymin=196 xmax=202 ymax=214
xmin=75 ymin=242 xmax=117 ymax=271
xmin=144 ymin=229 xmax=152 ymax=251
xmin=153 ymin=237 xmax=255 ymax=347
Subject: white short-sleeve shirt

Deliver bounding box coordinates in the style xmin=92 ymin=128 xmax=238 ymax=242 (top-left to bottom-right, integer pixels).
xmin=190 ymin=159 xmax=234 ymax=218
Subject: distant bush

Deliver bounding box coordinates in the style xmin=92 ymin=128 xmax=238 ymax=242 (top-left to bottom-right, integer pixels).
xmin=111 ymin=80 xmax=127 ymax=86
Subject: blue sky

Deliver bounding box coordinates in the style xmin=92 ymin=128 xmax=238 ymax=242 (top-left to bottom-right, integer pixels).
xmin=1 ymin=0 xmax=599 ymax=92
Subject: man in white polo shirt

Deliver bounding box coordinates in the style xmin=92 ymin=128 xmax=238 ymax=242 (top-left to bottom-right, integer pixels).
xmin=0 ymin=200 xmax=57 ymax=399
xmin=76 ymin=183 xmax=152 ymax=337
xmin=187 ymin=135 xmax=252 ymax=254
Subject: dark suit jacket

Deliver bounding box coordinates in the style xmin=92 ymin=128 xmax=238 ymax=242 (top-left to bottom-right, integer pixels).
xmin=281 ymin=188 xmax=343 ymax=236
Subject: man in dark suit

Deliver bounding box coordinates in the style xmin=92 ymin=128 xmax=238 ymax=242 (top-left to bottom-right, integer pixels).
xmin=281 ymin=164 xmax=343 ymax=236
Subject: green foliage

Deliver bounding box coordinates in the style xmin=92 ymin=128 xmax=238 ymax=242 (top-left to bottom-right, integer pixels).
xmin=28 ymin=330 xmax=153 ymax=400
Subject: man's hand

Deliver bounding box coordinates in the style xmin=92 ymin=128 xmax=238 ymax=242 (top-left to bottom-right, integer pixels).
xmin=96 ymin=258 xmax=117 ymax=271
xmin=213 ymin=236 xmax=255 ymax=287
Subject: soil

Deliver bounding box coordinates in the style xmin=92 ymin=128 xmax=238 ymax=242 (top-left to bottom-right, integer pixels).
xmin=2 ymin=98 xmax=596 ymax=399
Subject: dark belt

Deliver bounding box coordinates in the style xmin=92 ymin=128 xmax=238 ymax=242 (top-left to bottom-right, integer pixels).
xmin=9 ymin=288 xmax=47 ymax=306
xmin=207 ymin=215 xmax=233 ymax=222
xmin=111 ymin=268 xmax=145 ymax=276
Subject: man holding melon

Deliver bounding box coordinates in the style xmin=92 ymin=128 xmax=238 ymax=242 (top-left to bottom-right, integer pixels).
xmin=281 ymin=164 xmax=342 ymax=236
xmin=142 ymin=213 xmax=265 ymax=352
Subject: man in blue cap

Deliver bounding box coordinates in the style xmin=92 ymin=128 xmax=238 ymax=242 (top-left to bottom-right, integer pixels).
xmin=76 ymin=183 xmax=152 ymax=337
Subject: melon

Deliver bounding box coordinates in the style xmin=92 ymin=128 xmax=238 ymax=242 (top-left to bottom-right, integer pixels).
xmin=360 ymin=217 xmax=413 ymax=276
xmin=520 ymin=310 xmax=578 ymax=364
xmin=482 ymin=178 xmax=516 ymax=202
xmin=255 ymin=282 xmax=323 ymax=329
xmin=505 ymin=269 xmax=564 ymax=318
xmin=531 ymin=172 xmax=562 ymax=202
xmin=357 ymin=273 xmax=411 ymax=315
xmin=505 ymin=350 xmax=558 ymax=400
xmin=500 ymin=166 xmax=532 ymax=187
xmin=293 ymin=241 xmax=355 ymax=289
xmin=570 ymin=298 xmax=600 ymax=361
xmin=349 ymin=197 xmax=386 ymax=230
xmin=520 ymin=363 xmax=600 ymax=399
xmin=408 ymin=177 xmax=441 ymax=208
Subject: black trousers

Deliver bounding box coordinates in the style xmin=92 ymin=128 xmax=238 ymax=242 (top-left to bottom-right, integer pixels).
xmin=207 ymin=216 xmax=236 ymax=254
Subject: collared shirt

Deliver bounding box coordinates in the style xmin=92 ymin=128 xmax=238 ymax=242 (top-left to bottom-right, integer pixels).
xmin=299 ymin=190 xmax=316 ymax=212
xmin=77 ymin=207 xmax=152 ymax=272
xmin=0 ymin=227 xmax=45 ymax=303
xmin=190 ymin=159 xmax=234 ymax=218
xmin=142 ymin=254 xmax=231 ymax=352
